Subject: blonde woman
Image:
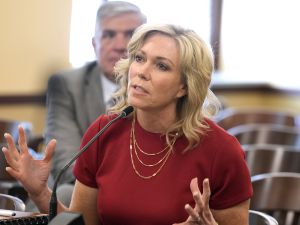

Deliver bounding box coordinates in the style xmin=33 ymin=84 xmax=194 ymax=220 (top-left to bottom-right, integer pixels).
xmin=3 ymin=24 xmax=252 ymax=225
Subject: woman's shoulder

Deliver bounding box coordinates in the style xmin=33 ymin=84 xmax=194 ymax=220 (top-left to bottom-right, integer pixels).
xmin=202 ymin=118 xmax=243 ymax=153
xmin=87 ymin=114 xmax=131 ymax=134
xmin=88 ymin=114 xmax=117 ymax=129
xmin=204 ymin=118 xmax=233 ymax=138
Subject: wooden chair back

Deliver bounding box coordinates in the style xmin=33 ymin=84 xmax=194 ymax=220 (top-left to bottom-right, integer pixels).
xmin=215 ymin=108 xmax=299 ymax=130
xmin=244 ymin=145 xmax=300 ymax=176
xmin=251 ymin=172 xmax=300 ymax=225
xmin=228 ymin=124 xmax=300 ymax=147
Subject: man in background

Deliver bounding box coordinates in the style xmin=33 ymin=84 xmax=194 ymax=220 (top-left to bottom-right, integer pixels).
xmin=45 ymin=1 xmax=146 ymax=190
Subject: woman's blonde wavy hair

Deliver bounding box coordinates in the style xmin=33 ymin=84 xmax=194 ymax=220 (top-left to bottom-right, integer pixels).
xmin=109 ymin=24 xmax=220 ymax=151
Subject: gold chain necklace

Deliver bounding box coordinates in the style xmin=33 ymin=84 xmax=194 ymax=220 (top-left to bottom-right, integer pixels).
xmin=129 ymin=116 xmax=177 ymax=179
xmin=134 ymin=138 xmax=168 ymax=155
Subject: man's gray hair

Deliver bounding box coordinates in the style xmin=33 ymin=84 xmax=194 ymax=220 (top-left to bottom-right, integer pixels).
xmin=96 ymin=1 xmax=147 ymax=25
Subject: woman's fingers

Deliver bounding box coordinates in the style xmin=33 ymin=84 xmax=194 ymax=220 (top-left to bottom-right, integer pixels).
xmin=190 ymin=177 xmax=201 ymax=209
xmin=2 ymin=126 xmax=32 ymax=175
xmin=190 ymin=178 xmax=211 ymax=209
xmin=43 ymin=139 xmax=56 ymax=162
xmin=5 ymin=166 xmax=21 ymax=179
xmin=188 ymin=177 xmax=216 ymax=224
xmin=202 ymin=178 xmax=211 ymax=207
xmin=185 ymin=204 xmax=202 ymax=223
xmin=2 ymin=146 xmax=20 ymax=171
xmin=199 ymin=179 xmax=216 ymax=224
xmin=190 ymin=177 xmax=201 ymax=194
xmin=3 ymin=132 xmax=19 ymax=160
xmin=18 ymin=126 xmax=29 ymax=154
xmin=176 ymin=178 xmax=216 ymax=225
xmin=190 ymin=177 xmax=204 ymax=211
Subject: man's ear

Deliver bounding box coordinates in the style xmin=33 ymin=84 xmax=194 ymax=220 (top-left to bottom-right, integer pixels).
xmin=92 ymin=37 xmax=96 ymax=49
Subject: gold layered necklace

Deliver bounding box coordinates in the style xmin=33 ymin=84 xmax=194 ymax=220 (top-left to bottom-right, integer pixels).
xmin=129 ymin=116 xmax=178 ymax=179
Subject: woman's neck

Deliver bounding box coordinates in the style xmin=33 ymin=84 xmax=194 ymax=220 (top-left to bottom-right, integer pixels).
xmin=136 ymin=109 xmax=177 ymax=133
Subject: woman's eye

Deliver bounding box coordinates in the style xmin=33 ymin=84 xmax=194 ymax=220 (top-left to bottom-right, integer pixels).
xmin=135 ymin=54 xmax=144 ymax=62
xmin=157 ymin=63 xmax=168 ymax=71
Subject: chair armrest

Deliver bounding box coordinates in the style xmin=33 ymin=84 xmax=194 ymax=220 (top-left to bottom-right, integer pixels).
xmin=0 ymin=193 xmax=25 ymax=211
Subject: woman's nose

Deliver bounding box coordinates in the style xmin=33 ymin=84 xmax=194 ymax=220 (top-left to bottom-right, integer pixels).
xmin=137 ymin=72 xmax=149 ymax=81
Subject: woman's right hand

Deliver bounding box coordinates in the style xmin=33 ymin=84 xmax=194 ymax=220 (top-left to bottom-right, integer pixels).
xmin=2 ymin=126 xmax=56 ymax=198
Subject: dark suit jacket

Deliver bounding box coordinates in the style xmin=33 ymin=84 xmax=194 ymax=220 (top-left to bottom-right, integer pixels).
xmin=46 ymin=61 xmax=106 ymax=183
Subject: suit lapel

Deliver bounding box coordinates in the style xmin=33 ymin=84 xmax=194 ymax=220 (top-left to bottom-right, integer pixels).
xmin=84 ymin=64 xmax=106 ymax=125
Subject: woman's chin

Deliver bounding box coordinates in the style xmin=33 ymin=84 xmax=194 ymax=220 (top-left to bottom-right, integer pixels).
xmin=128 ymin=98 xmax=143 ymax=108
xmin=127 ymin=101 xmax=149 ymax=110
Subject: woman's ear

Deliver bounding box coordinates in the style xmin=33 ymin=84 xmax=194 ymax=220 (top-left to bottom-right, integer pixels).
xmin=176 ymin=84 xmax=187 ymax=98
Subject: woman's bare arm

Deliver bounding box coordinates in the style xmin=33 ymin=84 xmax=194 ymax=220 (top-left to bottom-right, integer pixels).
xmin=212 ymin=199 xmax=250 ymax=225
xmin=69 ymin=180 xmax=98 ymax=225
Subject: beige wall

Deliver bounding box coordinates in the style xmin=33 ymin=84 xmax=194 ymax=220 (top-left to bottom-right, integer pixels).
xmin=216 ymin=91 xmax=300 ymax=114
xmin=0 ymin=0 xmax=72 ymax=95
xmin=0 ymin=0 xmax=72 ymax=135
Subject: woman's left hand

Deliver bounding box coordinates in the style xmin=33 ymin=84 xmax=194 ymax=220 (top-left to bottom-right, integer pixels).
xmin=173 ymin=178 xmax=218 ymax=225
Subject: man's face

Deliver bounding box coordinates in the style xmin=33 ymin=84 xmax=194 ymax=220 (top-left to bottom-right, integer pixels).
xmin=92 ymin=12 xmax=144 ymax=81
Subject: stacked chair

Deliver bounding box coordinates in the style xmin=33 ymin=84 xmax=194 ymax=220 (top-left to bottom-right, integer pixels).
xmin=215 ymin=107 xmax=300 ymax=225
